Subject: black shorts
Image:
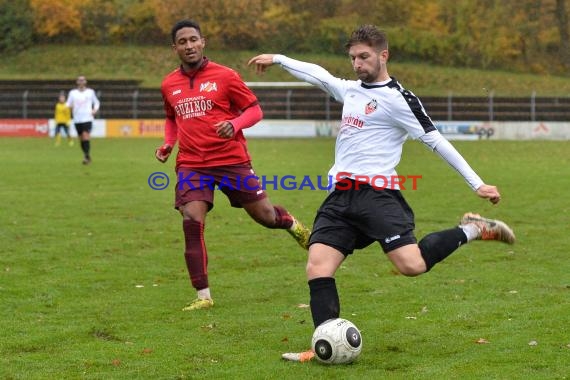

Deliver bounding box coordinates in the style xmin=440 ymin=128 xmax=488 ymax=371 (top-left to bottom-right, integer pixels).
xmin=74 ymin=122 xmax=92 ymax=135
xmin=308 ymin=180 xmax=417 ymax=255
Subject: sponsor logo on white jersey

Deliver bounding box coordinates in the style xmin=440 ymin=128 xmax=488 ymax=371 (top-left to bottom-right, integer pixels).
xmin=365 ymin=99 xmax=378 ymax=115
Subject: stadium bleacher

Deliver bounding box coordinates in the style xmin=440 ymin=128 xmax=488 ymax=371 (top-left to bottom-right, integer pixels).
xmin=1 ymin=80 xmax=569 ymax=121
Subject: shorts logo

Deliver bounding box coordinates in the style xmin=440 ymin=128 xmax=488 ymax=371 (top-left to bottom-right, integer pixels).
xmin=385 ymin=234 xmax=400 ymax=243
xmin=200 ymin=81 xmax=218 ymax=92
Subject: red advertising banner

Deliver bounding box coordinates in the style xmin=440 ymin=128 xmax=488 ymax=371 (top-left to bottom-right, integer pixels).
xmin=0 ymin=119 xmax=49 ymax=137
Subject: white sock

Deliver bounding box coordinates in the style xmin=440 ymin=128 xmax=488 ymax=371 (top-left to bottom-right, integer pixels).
xmin=460 ymin=224 xmax=480 ymax=242
xmin=288 ymin=218 xmax=297 ymax=231
xmin=197 ymin=288 xmax=211 ymax=300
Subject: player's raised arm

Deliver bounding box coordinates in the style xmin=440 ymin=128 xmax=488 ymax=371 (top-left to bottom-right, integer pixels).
xmin=417 ymin=130 xmax=504 ymax=205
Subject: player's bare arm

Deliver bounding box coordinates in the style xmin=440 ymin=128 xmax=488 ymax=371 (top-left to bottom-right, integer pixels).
xmin=475 ymin=184 xmax=501 ymax=204
xmin=247 ymin=54 xmax=277 ymax=74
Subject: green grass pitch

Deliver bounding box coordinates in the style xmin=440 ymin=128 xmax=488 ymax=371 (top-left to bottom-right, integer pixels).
xmin=0 ymin=137 xmax=568 ymax=379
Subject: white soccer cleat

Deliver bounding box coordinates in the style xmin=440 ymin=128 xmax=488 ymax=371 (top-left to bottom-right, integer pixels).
xmin=282 ymin=349 xmax=315 ymax=362
xmin=460 ymin=213 xmax=516 ymax=244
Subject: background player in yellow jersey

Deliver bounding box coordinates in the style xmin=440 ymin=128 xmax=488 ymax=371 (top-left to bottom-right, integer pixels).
xmin=53 ymin=93 xmax=73 ymax=147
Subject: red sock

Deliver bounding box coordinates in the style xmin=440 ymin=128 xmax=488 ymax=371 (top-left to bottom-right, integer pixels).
xmin=272 ymin=205 xmax=294 ymax=229
xmin=182 ymin=219 xmax=208 ymax=290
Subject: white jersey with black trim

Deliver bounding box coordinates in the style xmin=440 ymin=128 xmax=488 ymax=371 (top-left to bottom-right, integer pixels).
xmin=273 ymin=54 xmax=484 ymax=191
xmin=66 ymin=88 xmax=100 ymax=124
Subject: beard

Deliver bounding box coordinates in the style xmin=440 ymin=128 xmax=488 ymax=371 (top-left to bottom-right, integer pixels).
xmin=355 ymin=59 xmax=383 ymax=83
xmin=357 ymin=71 xmax=377 ymax=83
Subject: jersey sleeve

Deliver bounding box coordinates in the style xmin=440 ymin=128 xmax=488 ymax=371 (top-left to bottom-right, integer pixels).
xmin=419 ymin=131 xmax=484 ymax=191
xmin=226 ymin=70 xmax=259 ymax=111
xmin=161 ymin=87 xmax=176 ymax=120
xmin=91 ymin=90 xmax=100 ymax=113
xmin=161 ymin=87 xmax=178 ymax=145
xmin=390 ymin=88 xmax=437 ymax=139
xmin=229 ymin=103 xmax=263 ymax=132
xmin=273 ymin=55 xmax=351 ymax=102
xmin=164 ymin=117 xmax=178 ymax=146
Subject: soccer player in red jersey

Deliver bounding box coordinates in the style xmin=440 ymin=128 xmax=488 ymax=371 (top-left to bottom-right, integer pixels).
xmin=155 ymin=19 xmax=311 ymax=311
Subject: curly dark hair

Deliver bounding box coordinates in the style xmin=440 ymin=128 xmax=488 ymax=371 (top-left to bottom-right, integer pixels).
xmin=171 ymin=20 xmax=202 ymax=42
xmin=345 ymin=25 xmax=388 ymax=52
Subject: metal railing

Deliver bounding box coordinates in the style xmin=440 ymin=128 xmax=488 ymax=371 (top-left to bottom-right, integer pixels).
xmin=1 ymin=85 xmax=570 ymax=121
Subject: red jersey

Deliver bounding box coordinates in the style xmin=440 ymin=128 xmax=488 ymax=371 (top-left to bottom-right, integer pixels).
xmin=161 ymin=58 xmax=259 ymax=168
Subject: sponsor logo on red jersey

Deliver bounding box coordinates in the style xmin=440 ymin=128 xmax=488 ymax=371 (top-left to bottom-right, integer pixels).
xmin=200 ymin=81 xmax=218 ymax=93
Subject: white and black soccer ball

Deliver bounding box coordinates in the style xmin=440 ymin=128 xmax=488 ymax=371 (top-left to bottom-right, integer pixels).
xmin=311 ymin=318 xmax=362 ymax=364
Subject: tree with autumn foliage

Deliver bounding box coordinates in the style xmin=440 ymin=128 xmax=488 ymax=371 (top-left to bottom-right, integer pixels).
xmin=0 ymin=0 xmax=34 ymax=53
xmin=2 ymin=0 xmax=568 ymax=74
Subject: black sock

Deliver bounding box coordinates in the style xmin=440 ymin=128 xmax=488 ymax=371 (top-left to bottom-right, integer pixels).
xmin=309 ymin=277 xmax=339 ymax=328
xmin=81 ymin=140 xmax=90 ymax=157
xmin=419 ymin=227 xmax=468 ymax=272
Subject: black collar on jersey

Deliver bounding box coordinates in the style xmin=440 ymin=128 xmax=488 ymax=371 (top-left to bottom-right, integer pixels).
xmin=360 ymin=76 xmax=397 ymax=89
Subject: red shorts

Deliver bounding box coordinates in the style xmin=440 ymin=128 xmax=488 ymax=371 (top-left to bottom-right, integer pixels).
xmin=175 ymin=164 xmax=267 ymax=210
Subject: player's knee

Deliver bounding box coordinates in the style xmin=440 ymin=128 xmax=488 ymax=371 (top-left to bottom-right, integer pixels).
xmin=306 ymin=258 xmax=336 ymax=279
xmin=180 ymin=205 xmax=206 ymax=223
xmin=306 ymin=262 xmax=325 ymax=279
xmin=182 ymin=214 xmax=205 ymax=223
xmin=395 ymin=260 xmax=426 ymax=277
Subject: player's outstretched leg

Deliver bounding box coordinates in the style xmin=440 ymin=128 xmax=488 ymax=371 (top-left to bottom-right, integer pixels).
xmin=460 ymin=213 xmax=515 ymax=244
xmin=248 ymin=203 xmax=311 ymax=250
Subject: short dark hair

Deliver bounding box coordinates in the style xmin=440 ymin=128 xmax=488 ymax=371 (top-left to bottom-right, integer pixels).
xmin=345 ymin=25 xmax=388 ymax=52
xmin=171 ymin=20 xmax=202 ymax=42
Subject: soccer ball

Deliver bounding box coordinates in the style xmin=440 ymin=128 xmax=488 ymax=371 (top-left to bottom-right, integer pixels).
xmin=311 ymin=318 xmax=362 ymax=364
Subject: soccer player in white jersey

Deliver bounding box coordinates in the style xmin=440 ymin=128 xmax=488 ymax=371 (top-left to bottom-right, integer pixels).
xmin=67 ymin=76 xmax=100 ymax=164
xmin=248 ymin=25 xmax=515 ymax=362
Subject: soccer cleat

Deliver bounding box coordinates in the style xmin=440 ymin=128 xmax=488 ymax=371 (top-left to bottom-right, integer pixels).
xmin=82 ymin=156 xmax=92 ymax=165
xmin=460 ymin=213 xmax=515 ymax=244
xmin=287 ymin=217 xmax=311 ymax=250
xmin=282 ymin=349 xmax=315 ymax=362
xmin=182 ymin=298 xmax=214 ymax=311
